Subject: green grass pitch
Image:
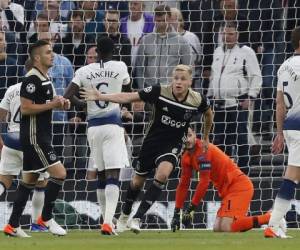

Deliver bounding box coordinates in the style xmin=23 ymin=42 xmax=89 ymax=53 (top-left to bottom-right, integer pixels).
xmin=0 ymin=230 xmax=300 ymax=250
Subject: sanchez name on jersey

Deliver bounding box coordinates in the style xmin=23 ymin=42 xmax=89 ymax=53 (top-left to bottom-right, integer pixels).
xmin=72 ymin=60 xmax=130 ymax=127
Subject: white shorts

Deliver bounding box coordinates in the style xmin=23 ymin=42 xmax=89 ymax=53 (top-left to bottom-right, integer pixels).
xmin=87 ymin=125 xmax=129 ymax=171
xmin=0 ymin=145 xmax=49 ymax=180
xmin=283 ymin=130 xmax=300 ymax=167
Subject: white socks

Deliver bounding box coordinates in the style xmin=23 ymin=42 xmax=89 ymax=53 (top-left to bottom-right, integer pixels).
xmin=0 ymin=182 xmax=5 ymax=197
xmin=31 ymin=189 xmax=45 ymax=223
xmin=103 ymin=184 xmax=119 ymax=225
xmin=96 ymin=189 xmax=106 ymax=220
xmin=269 ymin=197 xmax=291 ymax=229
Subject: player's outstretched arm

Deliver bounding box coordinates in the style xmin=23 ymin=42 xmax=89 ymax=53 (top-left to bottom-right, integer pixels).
xmin=80 ymin=86 xmax=141 ymax=104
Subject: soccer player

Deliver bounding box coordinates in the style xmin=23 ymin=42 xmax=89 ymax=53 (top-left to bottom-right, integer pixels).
xmin=264 ymin=26 xmax=300 ymax=238
xmin=171 ymin=127 xmax=281 ymax=233
xmin=80 ymin=64 xmax=213 ymax=234
xmin=0 ymin=59 xmax=48 ymax=232
xmin=64 ymin=37 xmax=131 ymax=235
xmin=3 ymin=40 xmax=70 ymax=237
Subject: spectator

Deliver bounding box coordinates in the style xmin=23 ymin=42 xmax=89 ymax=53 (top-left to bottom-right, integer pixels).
xmin=86 ymin=45 xmax=98 ymax=65
xmin=79 ymin=1 xmax=104 ymax=39
xmin=246 ymin=0 xmax=285 ymax=136
xmin=100 ymin=9 xmax=131 ymax=69
xmin=56 ymin=10 xmax=95 ymax=70
xmin=29 ymin=12 xmax=50 ymax=43
xmin=208 ymin=22 xmax=262 ymax=174
xmin=35 ymin=0 xmax=75 ymax=21
xmin=135 ymin=4 xmax=192 ymax=89
xmin=0 ymin=0 xmax=24 ymax=34
xmin=120 ymin=1 xmax=154 ymax=66
xmin=169 ymin=7 xmax=201 ymax=89
xmin=28 ymin=0 xmax=68 ymax=43
xmin=0 ymin=30 xmax=21 ymax=100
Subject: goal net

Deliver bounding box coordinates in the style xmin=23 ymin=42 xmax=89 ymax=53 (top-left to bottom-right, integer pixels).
xmin=0 ymin=0 xmax=299 ymax=230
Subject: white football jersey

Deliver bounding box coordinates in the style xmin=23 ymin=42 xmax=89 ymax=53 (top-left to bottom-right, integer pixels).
xmin=0 ymin=83 xmax=21 ymax=133
xmin=72 ymin=60 xmax=130 ymax=120
xmin=277 ymin=55 xmax=300 ymax=130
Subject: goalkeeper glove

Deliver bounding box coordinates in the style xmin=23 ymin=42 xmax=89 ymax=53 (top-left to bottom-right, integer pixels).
xmin=182 ymin=204 xmax=196 ymax=227
xmin=171 ymin=208 xmax=180 ymax=232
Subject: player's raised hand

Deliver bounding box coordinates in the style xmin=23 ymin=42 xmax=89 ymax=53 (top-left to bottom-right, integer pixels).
xmin=80 ymin=86 xmax=101 ymax=101
xmin=272 ymin=132 xmax=284 ymax=154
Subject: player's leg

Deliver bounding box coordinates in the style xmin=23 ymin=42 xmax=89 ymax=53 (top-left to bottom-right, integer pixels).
xmin=4 ymin=172 xmax=39 ymax=237
xmin=265 ymin=166 xmax=299 ymax=238
xmin=215 ymin=176 xmax=259 ymax=232
xmin=0 ymin=145 xmax=23 ymax=197
xmin=130 ymin=155 xmax=176 ymax=233
xmin=31 ymin=173 xmax=48 ymax=232
xmin=117 ymin=173 xmax=146 ymax=232
xmin=38 ymin=162 xmax=66 ymax=236
xmin=0 ymin=174 xmax=13 ymax=198
xmin=265 ymin=130 xmax=300 ymax=238
xmin=94 ymin=125 xmax=128 ymax=235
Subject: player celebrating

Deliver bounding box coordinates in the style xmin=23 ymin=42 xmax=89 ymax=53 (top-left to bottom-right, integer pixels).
xmin=264 ymin=26 xmax=300 ymax=238
xmin=170 ymin=127 xmax=284 ymax=233
xmin=80 ymin=64 xmax=213 ymax=234
xmin=64 ymin=37 xmax=130 ymax=235
xmin=0 ymin=59 xmax=48 ymax=232
xmin=3 ymin=40 xmax=70 ymax=237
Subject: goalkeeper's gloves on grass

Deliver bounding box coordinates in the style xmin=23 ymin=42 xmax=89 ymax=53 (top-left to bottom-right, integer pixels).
xmin=171 ymin=208 xmax=180 ymax=232
xmin=182 ymin=204 xmax=196 ymax=227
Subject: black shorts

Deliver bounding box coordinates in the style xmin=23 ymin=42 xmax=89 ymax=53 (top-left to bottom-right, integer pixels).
xmin=135 ymin=141 xmax=182 ymax=176
xmin=23 ymin=144 xmax=60 ymax=173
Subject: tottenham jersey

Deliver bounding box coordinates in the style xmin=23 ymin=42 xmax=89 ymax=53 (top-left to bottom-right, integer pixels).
xmin=277 ymin=55 xmax=300 ymax=130
xmin=0 ymin=83 xmax=21 ymax=133
xmin=72 ymin=60 xmax=130 ymax=127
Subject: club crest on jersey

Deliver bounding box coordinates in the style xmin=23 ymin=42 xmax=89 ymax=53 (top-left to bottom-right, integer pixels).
xmin=49 ymin=152 xmax=57 ymax=161
xmin=183 ymin=111 xmax=192 ymax=121
xmin=26 ymin=83 xmax=36 ymax=93
xmin=144 ymin=86 xmax=152 ymax=93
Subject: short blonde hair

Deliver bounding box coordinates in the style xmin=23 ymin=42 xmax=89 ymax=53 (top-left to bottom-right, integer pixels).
xmin=173 ymin=64 xmax=192 ymax=76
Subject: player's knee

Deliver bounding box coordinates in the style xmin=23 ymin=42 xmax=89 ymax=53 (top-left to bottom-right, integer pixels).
xmin=219 ymin=221 xmax=233 ymax=232
xmin=86 ymin=170 xmax=97 ymax=180
xmin=131 ymin=175 xmax=145 ymax=189
xmin=278 ymin=178 xmax=297 ymax=200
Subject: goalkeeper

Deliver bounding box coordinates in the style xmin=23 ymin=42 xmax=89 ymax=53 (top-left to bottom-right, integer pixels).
xmin=171 ymin=127 xmax=277 ymax=232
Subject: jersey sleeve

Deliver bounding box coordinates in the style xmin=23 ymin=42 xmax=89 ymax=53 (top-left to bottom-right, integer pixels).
xmin=277 ymin=65 xmax=289 ymax=92
xmin=20 ymin=75 xmax=40 ymax=101
xmin=198 ymin=93 xmax=210 ymax=112
xmin=0 ymin=86 xmax=12 ymax=110
xmin=72 ymin=68 xmax=83 ymax=87
xmin=191 ymin=170 xmax=210 ymax=206
xmin=138 ymin=85 xmax=161 ymax=104
xmin=120 ymin=62 xmax=131 ymax=85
